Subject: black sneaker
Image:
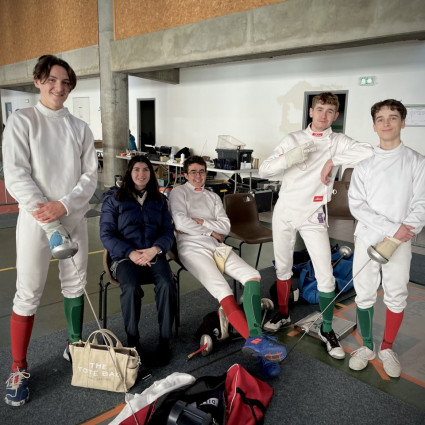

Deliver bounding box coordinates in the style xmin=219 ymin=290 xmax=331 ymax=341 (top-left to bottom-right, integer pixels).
xmin=263 ymin=311 xmax=291 ymax=332
xmin=318 ymin=326 xmax=345 ymax=359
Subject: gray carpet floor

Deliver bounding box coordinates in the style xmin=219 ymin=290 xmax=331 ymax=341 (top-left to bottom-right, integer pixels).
xmin=1 ymin=267 xmax=425 ymax=425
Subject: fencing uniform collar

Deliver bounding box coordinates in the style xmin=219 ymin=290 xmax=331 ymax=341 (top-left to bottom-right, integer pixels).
xmin=35 ymin=101 xmax=69 ymax=118
xmin=186 ymin=182 xmax=204 ymax=192
xmin=374 ymin=142 xmax=404 ymax=156
xmin=306 ymin=124 xmax=332 ymax=139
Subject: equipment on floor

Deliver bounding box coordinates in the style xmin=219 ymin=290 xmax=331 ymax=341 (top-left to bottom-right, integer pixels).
xmin=285 ymin=239 xmax=402 ymax=359
xmin=298 ymin=245 xmax=354 ymax=304
xmin=187 ymin=335 xmax=214 ymax=360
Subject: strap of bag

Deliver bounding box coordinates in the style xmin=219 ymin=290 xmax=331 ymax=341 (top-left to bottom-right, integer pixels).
xmin=87 ymin=329 xmax=123 ymax=348
xmin=235 ymin=388 xmax=266 ymax=425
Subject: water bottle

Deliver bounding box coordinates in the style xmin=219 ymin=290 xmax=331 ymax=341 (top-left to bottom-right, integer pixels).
xmin=180 ymin=153 xmax=185 ymax=164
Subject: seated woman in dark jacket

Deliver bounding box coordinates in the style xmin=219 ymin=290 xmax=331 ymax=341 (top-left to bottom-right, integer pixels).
xmin=100 ymin=155 xmax=176 ymax=365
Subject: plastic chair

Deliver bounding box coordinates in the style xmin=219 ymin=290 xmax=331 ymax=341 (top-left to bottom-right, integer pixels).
xmin=327 ymin=168 xmax=355 ymax=221
xmin=223 ymin=193 xmax=273 ymax=269
xmin=98 ymin=249 xmax=180 ymax=334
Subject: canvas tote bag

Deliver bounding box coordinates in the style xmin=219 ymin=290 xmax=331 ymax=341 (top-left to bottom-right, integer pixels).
xmin=69 ymin=329 xmax=139 ymax=392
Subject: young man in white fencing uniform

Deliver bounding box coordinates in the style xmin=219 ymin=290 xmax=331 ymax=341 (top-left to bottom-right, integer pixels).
xmin=3 ymin=55 xmax=98 ymax=406
xmin=348 ymin=99 xmax=425 ymax=377
xmin=259 ymin=92 xmax=373 ymax=359
xmin=169 ymin=156 xmax=286 ymax=378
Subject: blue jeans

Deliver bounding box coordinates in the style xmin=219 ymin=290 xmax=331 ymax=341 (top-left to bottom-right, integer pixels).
xmin=115 ymin=256 xmax=176 ymax=345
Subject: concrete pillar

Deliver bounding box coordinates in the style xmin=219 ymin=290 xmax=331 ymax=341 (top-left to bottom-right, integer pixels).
xmin=98 ymin=0 xmax=128 ymax=187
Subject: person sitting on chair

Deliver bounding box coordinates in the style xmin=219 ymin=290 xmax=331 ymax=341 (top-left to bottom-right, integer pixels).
xmin=100 ymin=155 xmax=176 ymax=366
xmin=169 ymin=155 xmax=286 ymax=378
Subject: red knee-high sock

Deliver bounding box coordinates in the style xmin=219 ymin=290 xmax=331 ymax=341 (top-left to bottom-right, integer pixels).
xmin=11 ymin=311 xmax=34 ymax=371
xmin=220 ymin=295 xmax=249 ymax=339
xmin=381 ymin=309 xmax=404 ymax=350
xmin=277 ymin=278 xmax=291 ymax=316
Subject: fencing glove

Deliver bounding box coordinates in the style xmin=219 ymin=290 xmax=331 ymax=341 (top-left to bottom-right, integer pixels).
xmin=213 ymin=243 xmax=233 ymax=274
xmin=284 ymin=141 xmax=317 ymax=168
xmin=374 ymin=237 xmax=402 ymax=261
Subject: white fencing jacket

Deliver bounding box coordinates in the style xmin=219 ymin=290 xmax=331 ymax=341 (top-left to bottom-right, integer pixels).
xmin=3 ymin=102 xmax=98 ymax=231
xmin=259 ymin=124 xmax=373 ymax=227
xmin=349 ymin=143 xmax=425 ymax=247
xmin=169 ymin=182 xmax=230 ymax=248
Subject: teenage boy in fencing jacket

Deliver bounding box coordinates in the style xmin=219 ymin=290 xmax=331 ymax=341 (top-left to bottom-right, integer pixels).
xmin=259 ymin=92 xmax=372 ymax=359
xmin=348 ymin=99 xmax=425 ymax=377
xmin=3 ymin=55 xmax=98 ymax=406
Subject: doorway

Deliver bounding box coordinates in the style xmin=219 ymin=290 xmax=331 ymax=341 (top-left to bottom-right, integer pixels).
xmin=138 ymin=99 xmax=155 ymax=147
xmin=302 ymin=91 xmax=348 ymax=133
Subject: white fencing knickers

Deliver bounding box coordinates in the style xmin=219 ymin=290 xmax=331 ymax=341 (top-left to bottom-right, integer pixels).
xmin=13 ymin=208 xmax=89 ymax=316
xmin=272 ymin=207 xmax=335 ymax=293
xmin=177 ymin=236 xmax=260 ymax=302
xmin=353 ymin=237 xmax=411 ymax=313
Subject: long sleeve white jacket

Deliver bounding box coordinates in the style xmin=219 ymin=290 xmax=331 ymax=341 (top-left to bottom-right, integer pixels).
xmin=349 ymin=143 xmax=425 ymax=247
xmin=259 ymin=125 xmax=373 ymax=227
xmin=169 ymin=182 xmax=230 ymax=247
xmin=2 ymin=102 xmax=98 ymax=230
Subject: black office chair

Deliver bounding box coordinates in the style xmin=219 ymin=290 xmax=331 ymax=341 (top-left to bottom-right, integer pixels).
xmin=98 ymin=249 xmax=180 ymax=335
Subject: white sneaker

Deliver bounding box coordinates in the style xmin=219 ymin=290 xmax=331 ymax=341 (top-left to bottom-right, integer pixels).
xmin=318 ymin=326 xmax=345 ymax=359
xmin=349 ymin=346 xmax=375 ymax=371
xmin=263 ymin=311 xmax=291 ymax=332
xmin=378 ymin=348 xmax=401 ymax=378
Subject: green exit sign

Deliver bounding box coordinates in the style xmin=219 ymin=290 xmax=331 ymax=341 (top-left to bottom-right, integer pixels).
xmin=359 ymin=76 xmax=375 ymax=86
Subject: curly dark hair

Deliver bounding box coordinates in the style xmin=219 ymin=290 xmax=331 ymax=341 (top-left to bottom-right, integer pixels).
xmin=33 ymin=55 xmax=77 ymax=90
xmin=371 ymin=99 xmax=407 ymax=123
xmin=116 ymin=155 xmax=162 ymax=202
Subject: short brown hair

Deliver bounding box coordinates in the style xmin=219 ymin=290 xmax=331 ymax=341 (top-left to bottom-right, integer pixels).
xmin=311 ymin=92 xmax=339 ymax=111
xmin=371 ymin=99 xmax=407 ymax=123
xmin=33 ymin=55 xmax=77 ymax=91
xmin=183 ymin=155 xmax=206 ymax=174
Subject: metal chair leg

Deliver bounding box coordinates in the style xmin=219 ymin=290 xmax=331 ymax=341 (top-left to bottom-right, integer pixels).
xmin=255 ymin=243 xmax=263 ymax=269
xmin=103 ymin=281 xmax=111 ymax=329
xmin=98 ymin=271 xmax=105 ymax=323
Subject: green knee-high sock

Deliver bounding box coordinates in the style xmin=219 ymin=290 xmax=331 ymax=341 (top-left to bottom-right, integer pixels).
xmin=64 ymin=295 xmax=84 ymax=343
xmin=318 ymin=291 xmax=335 ymax=333
xmin=243 ymin=281 xmax=262 ymax=337
xmin=357 ymin=306 xmax=374 ymax=350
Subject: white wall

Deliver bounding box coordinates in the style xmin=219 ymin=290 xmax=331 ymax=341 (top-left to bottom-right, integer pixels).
xmin=129 ymin=40 xmax=425 ymax=162
xmin=1 ymin=77 xmax=102 ymax=140
xmin=2 ymin=41 xmax=424 ymax=162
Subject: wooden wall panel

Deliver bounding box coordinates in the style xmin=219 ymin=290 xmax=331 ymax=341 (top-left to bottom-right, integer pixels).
xmin=114 ymin=0 xmax=287 ymax=40
xmin=0 ymin=0 xmax=98 ymax=67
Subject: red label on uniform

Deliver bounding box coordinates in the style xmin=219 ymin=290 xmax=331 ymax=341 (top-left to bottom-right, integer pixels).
xmin=313 ymin=196 xmax=323 ymax=202
xmin=194 ymin=187 xmax=202 ymax=191
xmin=312 ymin=132 xmax=323 ymax=137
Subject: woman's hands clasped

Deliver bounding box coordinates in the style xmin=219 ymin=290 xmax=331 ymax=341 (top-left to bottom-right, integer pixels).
xmin=129 ymin=247 xmax=159 ymax=267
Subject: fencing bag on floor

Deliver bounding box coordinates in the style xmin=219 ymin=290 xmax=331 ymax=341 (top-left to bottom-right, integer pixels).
xmin=69 ymin=329 xmax=139 ymax=392
xmin=225 ymin=363 xmax=273 ymax=425
xmin=299 ymin=246 xmax=354 ymax=304
xmin=115 ymin=364 xmax=273 ymax=424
